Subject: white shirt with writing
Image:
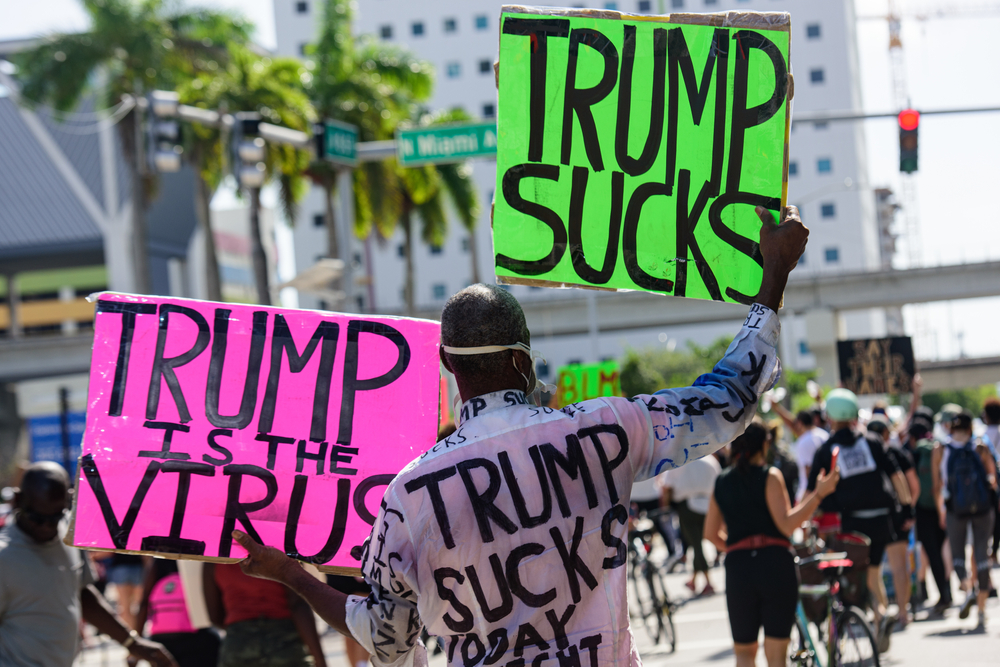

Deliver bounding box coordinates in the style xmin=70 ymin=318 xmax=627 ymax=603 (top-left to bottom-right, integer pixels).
xmin=794 ymin=427 xmax=829 ymax=500
xmin=345 ymin=305 xmax=781 ymax=667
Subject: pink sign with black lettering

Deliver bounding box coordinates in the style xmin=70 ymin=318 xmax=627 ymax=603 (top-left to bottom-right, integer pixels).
xmin=71 ymin=293 xmax=440 ymax=572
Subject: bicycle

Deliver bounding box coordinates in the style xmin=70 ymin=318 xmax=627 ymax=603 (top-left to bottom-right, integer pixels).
xmin=790 ymin=552 xmax=880 ymax=667
xmin=626 ymin=510 xmax=677 ymax=651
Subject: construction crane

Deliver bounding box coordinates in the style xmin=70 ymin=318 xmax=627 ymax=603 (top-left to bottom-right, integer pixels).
xmin=858 ymin=1 xmax=1000 ymax=343
xmin=858 ymin=1 xmax=1000 ymax=269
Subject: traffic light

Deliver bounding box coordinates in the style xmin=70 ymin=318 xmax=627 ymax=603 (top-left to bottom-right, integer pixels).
xmin=898 ymin=108 xmax=919 ymax=174
xmin=235 ymin=112 xmax=266 ymax=189
xmin=148 ymin=90 xmax=183 ymax=173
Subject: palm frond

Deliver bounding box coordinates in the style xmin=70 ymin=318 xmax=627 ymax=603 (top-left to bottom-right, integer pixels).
xmin=435 ymin=162 xmax=480 ymax=230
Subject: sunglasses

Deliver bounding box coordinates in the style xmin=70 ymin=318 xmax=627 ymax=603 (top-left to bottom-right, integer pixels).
xmin=22 ymin=508 xmax=67 ymax=526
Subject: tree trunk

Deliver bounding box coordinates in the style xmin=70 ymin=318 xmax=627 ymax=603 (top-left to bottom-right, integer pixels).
xmin=249 ymin=187 xmax=271 ymax=305
xmin=402 ymin=204 xmax=414 ymax=316
xmin=119 ymin=109 xmax=150 ymax=294
xmin=324 ymin=176 xmax=339 ymax=261
xmin=194 ymin=168 xmax=223 ymax=301
xmin=468 ymin=228 xmax=481 ymax=285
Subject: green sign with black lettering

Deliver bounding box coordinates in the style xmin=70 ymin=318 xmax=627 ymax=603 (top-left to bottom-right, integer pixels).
xmin=493 ymin=7 xmax=791 ymax=304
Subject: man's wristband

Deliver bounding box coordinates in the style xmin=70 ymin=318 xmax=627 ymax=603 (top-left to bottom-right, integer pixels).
xmin=122 ymin=629 xmax=140 ymax=649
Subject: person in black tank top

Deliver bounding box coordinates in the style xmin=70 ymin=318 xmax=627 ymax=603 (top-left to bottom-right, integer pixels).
xmin=705 ymin=422 xmax=840 ymax=667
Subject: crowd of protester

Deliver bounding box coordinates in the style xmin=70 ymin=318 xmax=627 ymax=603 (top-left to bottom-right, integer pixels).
xmin=628 ymin=379 xmax=999 ymax=664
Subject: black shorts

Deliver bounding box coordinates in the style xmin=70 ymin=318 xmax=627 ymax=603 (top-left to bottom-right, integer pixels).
xmin=725 ymin=546 xmax=798 ymax=644
xmin=890 ymin=511 xmax=910 ymax=544
xmin=842 ymin=514 xmax=896 ymax=566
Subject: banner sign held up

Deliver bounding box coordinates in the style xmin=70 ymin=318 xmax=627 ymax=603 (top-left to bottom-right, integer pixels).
xmin=555 ymin=360 xmax=621 ymax=406
xmin=493 ymin=7 xmax=791 ymax=304
xmin=837 ymin=336 xmax=915 ymax=396
xmin=71 ymin=293 xmax=440 ymax=573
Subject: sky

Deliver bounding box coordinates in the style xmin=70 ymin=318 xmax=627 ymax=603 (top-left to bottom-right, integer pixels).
xmin=4 ymin=0 xmax=1000 ymax=362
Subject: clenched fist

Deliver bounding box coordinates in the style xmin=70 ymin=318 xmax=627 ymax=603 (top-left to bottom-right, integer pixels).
xmin=757 ymin=205 xmax=809 ymax=275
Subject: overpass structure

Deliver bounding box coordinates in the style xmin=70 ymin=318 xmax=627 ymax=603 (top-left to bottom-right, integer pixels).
xmin=2 ymin=260 xmax=999 ymax=388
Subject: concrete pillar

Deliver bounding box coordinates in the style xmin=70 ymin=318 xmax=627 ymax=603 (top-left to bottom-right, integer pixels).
xmin=7 ymin=274 xmax=21 ymax=339
xmin=805 ymin=308 xmax=844 ymax=387
xmin=59 ymin=286 xmax=78 ymax=335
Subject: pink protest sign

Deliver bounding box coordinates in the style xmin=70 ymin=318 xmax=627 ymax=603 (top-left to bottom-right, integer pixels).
xmin=71 ymin=293 xmax=441 ymax=572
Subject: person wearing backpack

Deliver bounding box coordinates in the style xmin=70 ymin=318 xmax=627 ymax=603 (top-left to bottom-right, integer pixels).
xmin=932 ymin=411 xmax=997 ymax=628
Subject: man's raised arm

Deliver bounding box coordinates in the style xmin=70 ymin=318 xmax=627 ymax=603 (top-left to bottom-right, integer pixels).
xmin=624 ymin=206 xmax=808 ymax=480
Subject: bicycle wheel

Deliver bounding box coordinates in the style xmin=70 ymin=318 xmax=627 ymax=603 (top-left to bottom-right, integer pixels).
xmin=833 ymin=607 xmax=880 ymax=667
xmin=788 ymin=617 xmax=817 ymax=667
xmin=630 ymin=563 xmax=663 ymax=644
xmin=648 ymin=568 xmax=676 ymax=652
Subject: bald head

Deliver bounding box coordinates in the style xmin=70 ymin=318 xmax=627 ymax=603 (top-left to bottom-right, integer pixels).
xmin=21 ymin=461 xmax=69 ymax=501
xmin=441 ymin=284 xmax=530 ymax=380
xmin=16 ymin=462 xmax=69 ymax=543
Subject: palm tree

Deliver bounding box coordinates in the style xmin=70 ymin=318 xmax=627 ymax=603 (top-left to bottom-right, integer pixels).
xmin=184 ymin=45 xmax=314 ymax=305
xmin=12 ymin=0 xmax=251 ymax=294
xmin=393 ymin=108 xmax=481 ymax=315
xmin=307 ymin=0 xmax=433 ymax=265
xmin=174 ymin=101 xmax=226 ymax=301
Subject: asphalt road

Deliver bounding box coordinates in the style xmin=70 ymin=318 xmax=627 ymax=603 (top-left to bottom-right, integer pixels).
xmin=76 ymin=562 xmax=999 ymax=667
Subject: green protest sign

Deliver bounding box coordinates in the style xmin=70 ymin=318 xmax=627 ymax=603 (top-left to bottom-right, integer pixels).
xmin=555 ymin=360 xmax=621 ymax=406
xmin=494 ymin=7 xmax=791 ymax=304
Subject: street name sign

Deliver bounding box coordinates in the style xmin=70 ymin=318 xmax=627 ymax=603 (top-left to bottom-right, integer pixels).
xmin=324 ymin=119 xmax=358 ymax=167
xmin=397 ymin=122 xmax=498 ymax=166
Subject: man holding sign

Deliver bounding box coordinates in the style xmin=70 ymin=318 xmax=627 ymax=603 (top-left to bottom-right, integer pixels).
xmin=233 ymin=204 xmax=807 ymax=667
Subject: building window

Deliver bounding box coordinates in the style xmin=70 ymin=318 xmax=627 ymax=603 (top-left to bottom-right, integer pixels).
xmin=810 ymin=68 xmax=825 ymax=83
xmin=446 ymin=62 xmax=461 ymax=78
xmin=313 ymin=214 xmax=325 ymax=227
xmin=821 ymin=202 xmax=836 ymax=218
xmin=475 ymin=15 xmax=488 ymax=30
xmin=298 ymin=42 xmax=308 ymax=56
xmin=432 ymin=283 xmax=447 ymax=300
xmin=479 ymin=59 xmax=492 ymax=74
xmin=380 ymin=24 xmax=393 ymax=39
xmin=430 ymin=244 xmax=442 ymax=255
xmin=296 ymin=1 xmax=309 ymax=13
xmin=482 ymin=103 xmax=495 ymax=118
xmin=356 ymin=296 xmax=364 ymax=311
xmin=397 ymin=244 xmax=405 ymax=258
xmin=461 ymin=238 xmax=470 ymax=252
xmin=444 ymin=18 xmax=457 ymax=33
xmin=605 ymin=1 xmax=618 ymax=8
xmin=806 ymin=23 xmax=821 ymax=39
xmin=825 ymin=247 xmax=840 ymax=263
xmin=705 ymin=0 xmax=718 ymax=5
xmin=788 ymin=160 xmax=798 ymax=176
xmin=537 ymin=361 xmax=550 ymax=378
xmin=412 ymin=21 xmax=424 ymax=36
xmin=799 ymin=341 xmax=810 ymax=355
xmin=353 ymin=252 xmax=362 ymax=267
xmin=637 ymin=0 xmax=651 ymax=11
xmin=817 ymin=158 xmax=832 ymax=173
xmin=671 ymin=0 xmax=684 ymax=7
xmin=798 ymin=252 xmax=806 ymax=266
xmin=813 ymin=121 xmax=828 ymax=130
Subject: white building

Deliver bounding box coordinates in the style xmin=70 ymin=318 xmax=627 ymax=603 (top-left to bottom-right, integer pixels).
xmin=273 ymin=0 xmax=887 ymax=382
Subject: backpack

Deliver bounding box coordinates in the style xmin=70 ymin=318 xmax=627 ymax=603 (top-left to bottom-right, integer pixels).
xmin=946 ymin=440 xmax=991 ymax=517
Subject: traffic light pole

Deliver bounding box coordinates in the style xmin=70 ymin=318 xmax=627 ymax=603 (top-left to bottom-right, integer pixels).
xmin=792 ymin=104 xmax=1000 ymax=124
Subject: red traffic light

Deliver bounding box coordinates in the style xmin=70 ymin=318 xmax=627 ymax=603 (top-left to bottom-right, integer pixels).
xmin=898 ymin=109 xmax=920 ymax=131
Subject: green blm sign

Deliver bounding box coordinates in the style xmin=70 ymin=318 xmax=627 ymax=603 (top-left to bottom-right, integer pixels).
xmin=493 ymin=7 xmax=791 ymax=305
xmin=397 ymin=122 xmax=498 ymax=166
